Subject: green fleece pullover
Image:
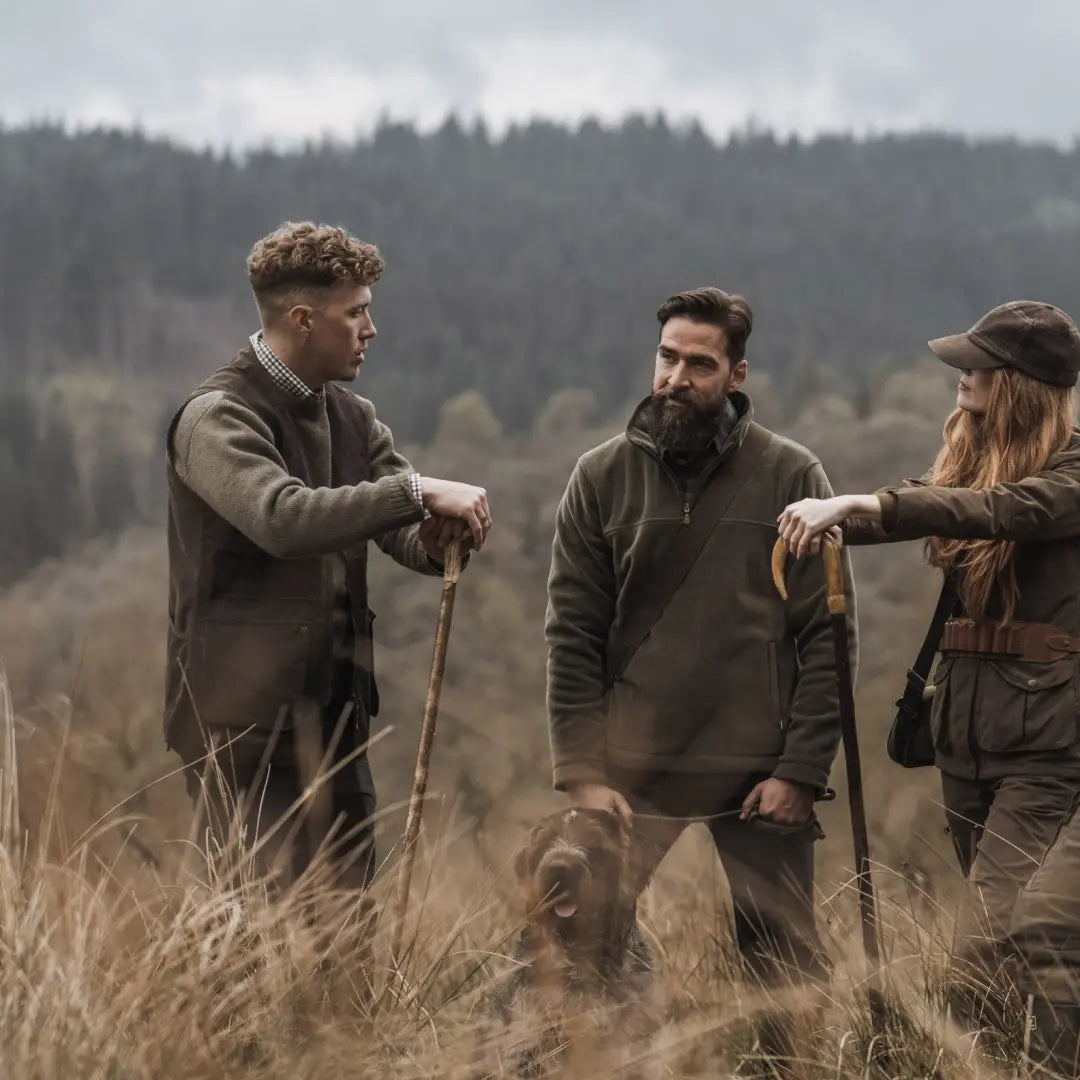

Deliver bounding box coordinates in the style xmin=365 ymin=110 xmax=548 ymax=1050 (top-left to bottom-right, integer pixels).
xmin=545 ymin=392 xmax=857 ymax=793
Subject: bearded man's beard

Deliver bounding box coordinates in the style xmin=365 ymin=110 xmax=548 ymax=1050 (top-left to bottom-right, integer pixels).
xmin=647 ymin=389 xmax=728 ymax=455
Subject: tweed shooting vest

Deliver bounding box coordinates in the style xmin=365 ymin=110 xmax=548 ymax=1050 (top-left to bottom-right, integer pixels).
xmin=164 ymin=346 xmax=376 ymax=741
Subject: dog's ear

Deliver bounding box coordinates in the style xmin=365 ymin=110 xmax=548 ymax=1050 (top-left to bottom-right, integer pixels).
xmin=585 ymin=810 xmax=655 ymax=897
xmin=512 ymin=818 xmax=556 ymax=881
xmin=625 ymin=823 xmax=656 ymax=896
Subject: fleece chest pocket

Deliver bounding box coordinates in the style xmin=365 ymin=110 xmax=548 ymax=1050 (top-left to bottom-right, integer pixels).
xmin=972 ymin=657 xmax=1077 ymax=753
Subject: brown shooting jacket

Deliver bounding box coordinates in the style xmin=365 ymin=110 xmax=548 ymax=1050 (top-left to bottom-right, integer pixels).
xmin=848 ymin=432 xmax=1080 ymax=780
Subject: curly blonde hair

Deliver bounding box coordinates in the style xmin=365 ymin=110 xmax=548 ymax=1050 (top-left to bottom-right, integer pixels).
xmin=247 ymin=221 xmax=384 ymax=317
xmin=926 ymin=367 xmax=1076 ymax=621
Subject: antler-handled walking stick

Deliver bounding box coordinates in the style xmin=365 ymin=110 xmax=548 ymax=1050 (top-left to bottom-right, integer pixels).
xmin=773 ymin=537 xmax=883 ymax=996
xmin=388 ymin=539 xmax=463 ymax=967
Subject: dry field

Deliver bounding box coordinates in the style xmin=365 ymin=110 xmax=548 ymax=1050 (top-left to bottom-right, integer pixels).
xmin=0 ymin=363 xmax=1032 ymax=1077
xmin=0 ymin=660 xmax=1027 ymax=1079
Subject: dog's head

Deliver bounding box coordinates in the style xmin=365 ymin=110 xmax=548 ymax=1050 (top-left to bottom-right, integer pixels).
xmin=513 ymin=808 xmax=651 ymax=945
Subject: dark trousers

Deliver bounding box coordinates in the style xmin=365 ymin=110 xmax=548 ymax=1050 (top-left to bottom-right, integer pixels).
xmin=941 ymin=771 xmax=1080 ymax=1026
xmin=172 ymin=689 xmax=378 ymax=892
xmin=610 ymin=768 xmax=829 ymax=986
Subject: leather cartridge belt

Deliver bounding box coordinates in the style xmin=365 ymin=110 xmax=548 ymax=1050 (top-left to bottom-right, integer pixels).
xmin=941 ymin=618 xmax=1080 ymax=664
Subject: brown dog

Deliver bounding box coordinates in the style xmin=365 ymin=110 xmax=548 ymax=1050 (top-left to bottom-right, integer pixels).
xmin=486 ymin=807 xmax=659 ymax=1076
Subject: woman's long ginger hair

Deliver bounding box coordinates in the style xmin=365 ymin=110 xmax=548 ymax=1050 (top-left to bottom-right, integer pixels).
xmin=925 ymin=367 xmax=1076 ymax=622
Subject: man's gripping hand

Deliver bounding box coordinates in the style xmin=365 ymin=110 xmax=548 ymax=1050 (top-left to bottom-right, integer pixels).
xmin=420 ymin=478 xmax=491 ymax=550
xmin=740 ymin=777 xmax=814 ymax=826
xmin=566 ymin=782 xmax=633 ymax=826
xmin=417 ymin=515 xmax=471 ymax=561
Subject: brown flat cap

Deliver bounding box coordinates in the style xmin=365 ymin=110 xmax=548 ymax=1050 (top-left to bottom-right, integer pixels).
xmin=929 ymin=300 xmax=1080 ymax=388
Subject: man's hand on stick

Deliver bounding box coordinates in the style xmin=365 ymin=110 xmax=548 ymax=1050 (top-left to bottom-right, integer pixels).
xmin=418 ymin=515 xmax=472 ymax=561
xmin=421 ymin=478 xmax=492 ymax=549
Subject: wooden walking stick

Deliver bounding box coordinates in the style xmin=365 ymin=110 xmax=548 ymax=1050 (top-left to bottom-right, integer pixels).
xmin=773 ymin=537 xmax=883 ymax=1005
xmin=388 ymin=539 xmax=463 ymax=967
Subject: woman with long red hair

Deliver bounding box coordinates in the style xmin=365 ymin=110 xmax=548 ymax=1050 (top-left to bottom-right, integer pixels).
xmin=778 ymin=300 xmax=1080 ymax=1062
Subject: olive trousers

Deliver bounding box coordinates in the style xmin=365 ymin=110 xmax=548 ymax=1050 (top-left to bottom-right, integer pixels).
xmin=941 ymin=771 xmax=1080 ymax=1028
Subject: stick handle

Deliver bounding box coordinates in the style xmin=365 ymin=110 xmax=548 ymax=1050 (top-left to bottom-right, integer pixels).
xmin=771 ymin=535 xmax=844 ymax=608
xmin=388 ymin=541 xmax=462 ymax=965
xmin=821 ymin=538 xmax=846 ymax=614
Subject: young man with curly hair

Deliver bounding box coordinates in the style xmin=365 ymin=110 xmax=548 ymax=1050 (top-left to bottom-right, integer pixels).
xmin=165 ymin=221 xmax=492 ymax=890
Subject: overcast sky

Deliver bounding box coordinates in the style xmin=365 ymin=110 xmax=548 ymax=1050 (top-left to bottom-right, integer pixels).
xmin=3 ymin=1 xmax=1078 ymax=149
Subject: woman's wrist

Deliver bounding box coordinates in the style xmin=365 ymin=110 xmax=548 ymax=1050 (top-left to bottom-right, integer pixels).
xmin=841 ymin=494 xmax=882 ymax=521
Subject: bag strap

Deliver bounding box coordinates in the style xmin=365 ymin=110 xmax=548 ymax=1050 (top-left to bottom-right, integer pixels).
xmin=604 ymin=422 xmax=772 ymax=686
xmin=898 ymin=576 xmax=960 ymax=709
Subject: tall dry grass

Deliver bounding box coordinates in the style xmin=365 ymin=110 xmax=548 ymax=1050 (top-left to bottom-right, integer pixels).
xmin=0 ymin=362 xmax=1032 ymax=1076
xmin=0 ymin=658 xmax=1026 ymax=1080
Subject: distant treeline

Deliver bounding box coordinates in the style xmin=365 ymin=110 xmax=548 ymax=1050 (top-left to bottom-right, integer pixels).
xmin=3 ymin=119 xmax=1080 ymax=440
xmin=0 ymin=387 xmax=138 ymax=582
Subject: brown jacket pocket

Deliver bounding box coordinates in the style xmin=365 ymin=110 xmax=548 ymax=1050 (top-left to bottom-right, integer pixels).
xmin=193 ymin=618 xmax=311 ymax=728
xmin=929 ymin=657 xmax=955 ymax=753
xmin=972 ymin=657 xmax=1076 ymax=753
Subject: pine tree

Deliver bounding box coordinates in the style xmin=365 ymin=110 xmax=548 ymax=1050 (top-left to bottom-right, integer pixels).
xmin=90 ymin=425 xmax=138 ymax=537
xmin=25 ymin=404 xmax=84 ymax=561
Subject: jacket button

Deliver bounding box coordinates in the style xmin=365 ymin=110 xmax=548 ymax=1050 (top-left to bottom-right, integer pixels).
xmin=299 ymin=626 xmax=309 ymax=635
xmin=1027 ymin=678 xmax=1037 ymax=687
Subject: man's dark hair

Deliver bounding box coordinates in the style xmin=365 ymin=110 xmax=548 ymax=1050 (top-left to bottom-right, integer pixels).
xmin=656 ymin=287 xmax=754 ymax=363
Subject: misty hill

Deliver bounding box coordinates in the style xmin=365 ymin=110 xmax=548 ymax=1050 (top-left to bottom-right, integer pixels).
xmin=3 ymin=118 xmax=1080 ymax=441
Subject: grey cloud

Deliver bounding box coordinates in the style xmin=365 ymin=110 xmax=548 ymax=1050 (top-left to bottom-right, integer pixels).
xmin=3 ymin=0 xmax=1079 ymax=144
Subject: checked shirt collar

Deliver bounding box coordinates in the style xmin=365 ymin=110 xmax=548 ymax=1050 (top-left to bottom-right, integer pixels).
xmin=250 ymin=330 xmax=324 ymax=402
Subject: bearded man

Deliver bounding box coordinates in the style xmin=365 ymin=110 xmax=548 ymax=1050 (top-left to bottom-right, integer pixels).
xmin=545 ymin=287 xmax=856 ymax=999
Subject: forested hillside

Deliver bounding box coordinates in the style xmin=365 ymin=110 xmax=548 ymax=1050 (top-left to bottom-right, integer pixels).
xmin=3 ymin=118 xmax=1080 ymax=580
xmin=4 ymin=119 xmax=1080 ymax=425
